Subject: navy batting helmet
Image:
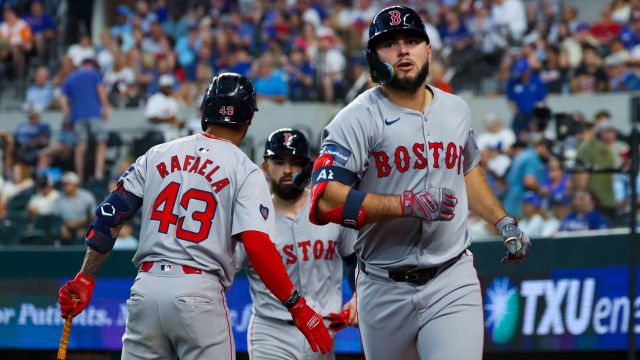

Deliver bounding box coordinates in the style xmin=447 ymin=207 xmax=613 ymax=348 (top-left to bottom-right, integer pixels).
xmin=200 ymin=73 xmax=258 ymax=131
xmin=364 ymin=6 xmax=430 ymax=84
xmin=264 ymin=128 xmax=310 ymax=161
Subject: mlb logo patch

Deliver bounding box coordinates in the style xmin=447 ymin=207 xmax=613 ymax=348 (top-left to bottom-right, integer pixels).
xmin=160 ymin=264 xmax=173 ymax=271
xmin=259 ymin=204 xmax=269 ymax=220
xmin=198 ymin=147 xmax=210 ymax=154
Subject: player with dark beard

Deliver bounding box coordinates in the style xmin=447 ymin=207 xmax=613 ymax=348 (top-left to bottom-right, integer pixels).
xmin=234 ymin=128 xmax=359 ymax=359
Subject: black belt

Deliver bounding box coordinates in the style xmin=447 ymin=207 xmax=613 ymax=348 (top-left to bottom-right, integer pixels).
xmin=358 ymin=251 xmax=464 ymax=286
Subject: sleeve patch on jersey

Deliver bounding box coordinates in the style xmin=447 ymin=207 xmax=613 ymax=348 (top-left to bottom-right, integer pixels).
xmin=321 ymin=144 xmax=352 ymax=166
xmin=118 ymin=165 xmax=135 ymax=183
xmin=259 ymin=204 xmax=269 ymax=220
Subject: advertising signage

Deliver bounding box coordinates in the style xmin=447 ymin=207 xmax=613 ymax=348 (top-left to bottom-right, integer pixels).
xmin=483 ymin=266 xmax=640 ymax=351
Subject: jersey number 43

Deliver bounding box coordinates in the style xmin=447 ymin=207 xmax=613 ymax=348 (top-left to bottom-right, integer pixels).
xmin=150 ymin=182 xmax=217 ymax=243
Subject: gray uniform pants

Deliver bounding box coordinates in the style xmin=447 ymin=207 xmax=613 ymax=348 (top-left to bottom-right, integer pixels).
xmin=356 ymin=251 xmax=483 ymax=360
xmin=248 ymin=314 xmax=336 ymax=360
xmin=121 ymin=262 xmax=234 ymax=360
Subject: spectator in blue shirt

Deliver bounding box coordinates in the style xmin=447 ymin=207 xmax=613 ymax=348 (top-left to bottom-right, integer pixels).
xmin=24 ymin=66 xmax=55 ymax=110
xmin=253 ymin=58 xmax=288 ymax=103
xmin=285 ymin=46 xmax=315 ymax=101
xmin=13 ymin=105 xmax=50 ymax=166
xmin=24 ymin=1 xmax=55 ymax=65
xmin=559 ymin=190 xmax=610 ymax=231
xmin=60 ymin=58 xmax=111 ymax=182
xmin=506 ymin=57 xmax=547 ymax=139
xmin=504 ymin=139 xmax=550 ymax=217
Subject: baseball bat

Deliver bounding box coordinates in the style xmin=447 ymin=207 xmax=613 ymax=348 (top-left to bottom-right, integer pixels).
xmin=57 ymin=298 xmax=78 ymax=360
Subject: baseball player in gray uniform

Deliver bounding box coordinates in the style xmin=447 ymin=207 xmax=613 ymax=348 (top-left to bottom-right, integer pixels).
xmin=236 ymin=128 xmax=358 ymax=360
xmin=307 ymin=6 xmax=532 ymax=360
xmin=57 ymin=73 xmax=332 ymax=360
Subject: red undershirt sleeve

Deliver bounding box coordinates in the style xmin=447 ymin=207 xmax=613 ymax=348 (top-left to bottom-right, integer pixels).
xmin=240 ymin=230 xmax=295 ymax=303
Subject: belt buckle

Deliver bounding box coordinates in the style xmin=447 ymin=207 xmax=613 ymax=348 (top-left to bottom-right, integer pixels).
xmin=405 ymin=268 xmax=435 ymax=286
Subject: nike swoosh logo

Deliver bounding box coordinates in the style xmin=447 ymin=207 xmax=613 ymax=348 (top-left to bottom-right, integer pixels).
xmin=384 ymin=117 xmax=400 ymax=125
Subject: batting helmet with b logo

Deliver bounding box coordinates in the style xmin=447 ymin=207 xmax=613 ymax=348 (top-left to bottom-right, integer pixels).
xmin=364 ymin=6 xmax=430 ymax=84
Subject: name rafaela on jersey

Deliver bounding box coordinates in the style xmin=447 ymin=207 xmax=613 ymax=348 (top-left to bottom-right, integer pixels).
xmin=155 ymin=154 xmax=230 ymax=193
xmin=373 ymin=141 xmax=465 ymax=177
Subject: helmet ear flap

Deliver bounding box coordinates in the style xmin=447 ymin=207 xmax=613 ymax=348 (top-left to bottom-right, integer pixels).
xmin=365 ymin=49 xmax=395 ymax=84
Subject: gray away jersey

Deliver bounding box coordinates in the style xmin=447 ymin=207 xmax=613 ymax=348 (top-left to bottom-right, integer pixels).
xmin=236 ymin=191 xmax=356 ymax=320
xmin=321 ymin=85 xmax=481 ymax=269
xmin=120 ymin=133 xmax=274 ymax=289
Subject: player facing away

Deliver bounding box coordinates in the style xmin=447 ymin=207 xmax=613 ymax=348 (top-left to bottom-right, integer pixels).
xmin=236 ymin=128 xmax=359 ymax=360
xmin=57 ymin=73 xmax=332 ymax=360
xmin=308 ymin=6 xmax=531 ymax=360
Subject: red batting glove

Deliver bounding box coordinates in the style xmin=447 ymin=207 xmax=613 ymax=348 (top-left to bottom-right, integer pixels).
xmin=327 ymin=309 xmax=350 ymax=332
xmin=288 ymin=297 xmax=332 ymax=354
xmin=58 ymin=273 xmax=95 ymax=319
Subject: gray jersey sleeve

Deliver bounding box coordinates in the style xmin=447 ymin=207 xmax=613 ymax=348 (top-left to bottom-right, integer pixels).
xmin=337 ymin=227 xmax=357 ymax=257
xmin=234 ymin=243 xmax=249 ymax=272
xmin=119 ymin=154 xmax=148 ymax=198
xmin=321 ymin=104 xmax=381 ymax=177
xmin=231 ymin=169 xmax=274 ymax=236
xmin=463 ymin=128 xmax=481 ymax=175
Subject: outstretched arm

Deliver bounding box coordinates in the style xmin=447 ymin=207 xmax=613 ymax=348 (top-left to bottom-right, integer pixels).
xmin=464 ymin=166 xmax=506 ymax=225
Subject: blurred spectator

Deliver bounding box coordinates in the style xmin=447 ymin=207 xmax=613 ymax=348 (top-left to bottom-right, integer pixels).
xmin=571 ymin=45 xmax=608 ymax=93
xmin=314 ymin=27 xmax=346 ymax=103
xmin=605 ymin=54 xmax=640 ymax=91
xmin=491 ymin=0 xmax=527 ymax=42
xmin=539 ymin=45 xmax=569 ymax=94
xmin=506 ymin=57 xmax=547 ymax=139
xmin=24 ymin=0 xmax=55 ymax=65
xmin=53 ymin=171 xmax=96 ymax=244
xmin=141 ymin=20 xmax=166 ymax=56
xmin=594 ymin=109 xmax=612 ymax=129
xmin=575 ymin=122 xmax=617 ymax=219
xmin=60 ymin=58 xmax=111 ymax=182
xmin=559 ymin=190 xmax=610 ymax=231
xmin=26 ymin=174 xmax=59 ymax=218
xmin=440 ymin=10 xmax=473 ymax=71
xmin=13 ymin=105 xmax=50 ymax=166
xmin=111 ymin=5 xmax=132 ymax=39
xmin=467 ymin=3 xmax=507 ymax=70
xmin=145 ymin=74 xmax=183 ymax=141
xmin=104 ymin=54 xmax=138 ymax=107
xmin=518 ymin=192 xmax=545 ymax=238
xmin=476 ymin=112 xmax=516 ymax=152
xmin=0 ymin=5 xmax=32 ymax=81
xmin=113 ymin=223 xmax=139 ymax=250
xmin=253 ymin=57 xmax=289 ymax=103
xmin=24 ymin=66 xmax=55 ymax=110
xmin=620 ymin=12 xmax=640 ymax=50
xmin=598 ymin=121 xmax=628 ymax=169
xmin=37 ymin=120 xmax=75 ymax=173
xmin=589 ymin=4 xmax=622 ymax=44
xmin=541 ymin=194 xmax=572 ymax=236
xmin=175 ymin=24 xmax=199 ymax=77
xmin=429 ymin=60 xmax=453 ymax=93
xmin=284 ymin=46 xmax=316 ymax=101
xmin=96 ymin=30 xmax=117 ymax=74
xmin=298 ymin=0 xmax=322 ymax=29
xmin=66 ymin=33 xmax=95 ymax=67
xmin=228 ymin=46 xmax=253 ymax=77
xmin=0 ymin=162 xmax=34 ymax=219
xmin=540 ymin=156 xmax=573 ymax=206
xmin=135 ymin=0 xmax=158 ymax=34
xmin=504 ymin=139 xmax=550 ymax=217
xmin=611 ymin=0 xmax=632 ymax=24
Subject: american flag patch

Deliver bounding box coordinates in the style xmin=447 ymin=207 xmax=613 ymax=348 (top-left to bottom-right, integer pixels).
xmin=160 ymin=264 xmax=173 ymax=271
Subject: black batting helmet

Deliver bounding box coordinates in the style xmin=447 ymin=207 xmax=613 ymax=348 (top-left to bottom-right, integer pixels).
xmin=264 ymin=128 xmax=310 ymax=162
xmin=364 ymin=6 xmax=430 ymax=84
xmin=200 ymin=73 xmax=258 ymax=131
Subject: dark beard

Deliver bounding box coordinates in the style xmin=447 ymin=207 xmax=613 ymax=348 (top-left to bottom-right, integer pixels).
xmin=389 ymin=60 xmax=429 ymax=92
xmin=272 ymin=180 xmax=304 ymax=201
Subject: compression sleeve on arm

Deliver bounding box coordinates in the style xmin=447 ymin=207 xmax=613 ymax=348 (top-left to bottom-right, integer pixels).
xmin=240 ymin=230 xmax=295 ymax=303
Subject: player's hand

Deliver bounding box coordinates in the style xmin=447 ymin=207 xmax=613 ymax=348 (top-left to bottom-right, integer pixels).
xmin=327 ymin=309 xmax=350 ymax=332
xmin=58 ymin=273 xmax=95 ymax=319
xmin=496 ymin=216 xmax=531 ymax=265
xmin=288 ymin=296 xmax=332 ymax=354
xmin=343 ymin=294 xmax=358 ymax=326
xmin=402 ymin=188 xmax=457 ymax=221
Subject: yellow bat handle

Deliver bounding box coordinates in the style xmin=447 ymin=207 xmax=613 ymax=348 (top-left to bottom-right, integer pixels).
xmin=57 ymin=298 xmax=78 ymax=360
xmin=57 ymin=315 xmax=73 ymax=360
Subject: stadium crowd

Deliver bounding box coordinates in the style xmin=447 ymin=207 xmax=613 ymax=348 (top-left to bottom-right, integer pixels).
xmin=1 ymin=0 xmax=639 ymax=246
